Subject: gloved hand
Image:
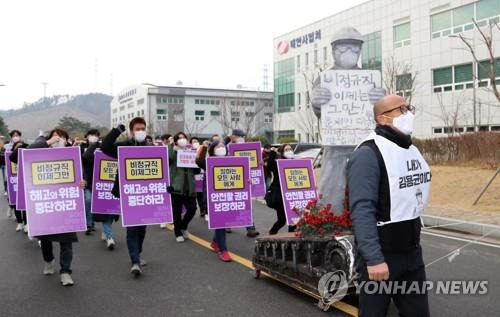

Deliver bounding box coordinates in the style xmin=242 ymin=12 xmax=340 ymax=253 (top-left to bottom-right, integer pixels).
xmin=117 ymin=124 xmax=126 ymax=133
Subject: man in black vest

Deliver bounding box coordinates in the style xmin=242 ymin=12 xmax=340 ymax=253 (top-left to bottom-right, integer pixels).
xmin=347 ymin=95 xmax=431 ymax=317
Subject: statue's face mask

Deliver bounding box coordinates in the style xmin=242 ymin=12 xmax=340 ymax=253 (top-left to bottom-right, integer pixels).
xmin=332 ymin=43 xmax=361 ymax=69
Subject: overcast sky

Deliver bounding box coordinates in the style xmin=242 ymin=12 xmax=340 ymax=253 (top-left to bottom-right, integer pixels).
xmin=0 ymin=0 xmax=367 ymax=109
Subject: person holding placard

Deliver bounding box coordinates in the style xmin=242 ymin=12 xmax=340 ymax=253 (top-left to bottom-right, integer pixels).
xmin=27 ymin=128 xmax=85 ymax=287
xmin=101 ymin=118 xmax=151 ymax=276
xmin=8 ymin=130 xmax=30 ymax=232
xmin=196 ymin=140 xmax=233 ymax=262
xmin=266 ymin=144 xmax=297 ymax=235
xmin=168 ymin=132 xmax=199 ymax=242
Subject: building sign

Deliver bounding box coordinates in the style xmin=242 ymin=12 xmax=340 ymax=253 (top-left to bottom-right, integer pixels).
xmin=277 ymin=30 xmax=322 ymax=55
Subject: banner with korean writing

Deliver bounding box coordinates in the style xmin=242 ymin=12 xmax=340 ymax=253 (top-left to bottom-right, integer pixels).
xmin=118 ymin=146 xmax=172 ymax=226
xmin=5 ymin=151 xmax=17 ymax=205
xmin=206 ymin=156 xmax=252 ymax=229
xmin=16 ymin=149 xmax=26 ymax=210
xmin=227 ymin=142 xmax=265 ymax=197
xmin=277 ymin=159 xmax=318 ymax=225
xmin=23 ymin=147 xmax=86 ymax=236
xmin=320 ymin=69 xmax=382 ymax=146
xmin=91 ymin=151 xmax=120 ymax=215
xmin=195 ymin=172 xmax=204 ymax=192
xmin=176 ymin=149 xmax=198 ymax=168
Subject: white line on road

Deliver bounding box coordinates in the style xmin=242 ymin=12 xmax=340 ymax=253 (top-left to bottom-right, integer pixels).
xmin=422 ymin=230 xmax=500 ymax=249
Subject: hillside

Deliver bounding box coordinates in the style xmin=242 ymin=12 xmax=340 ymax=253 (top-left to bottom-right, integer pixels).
xmin=1 ymin=93 xmax=112 ymax=139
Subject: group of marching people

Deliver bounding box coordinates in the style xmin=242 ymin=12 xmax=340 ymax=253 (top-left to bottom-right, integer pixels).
xmin=1 ymin=116 xmax=299 ymax=286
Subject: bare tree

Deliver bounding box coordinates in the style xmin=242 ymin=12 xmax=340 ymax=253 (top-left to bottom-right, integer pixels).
xmin=435 ymin=91 xmax=468 ymax=136
xmin=296 ymin=68 xmax=323 ymax=143
xmin=214 ymin=94 xmax=267 ymax=136
xmin=451 ymin=19 xmax=500 ymax=103
xmin=382 ymin=54 xmax=419 ymax=105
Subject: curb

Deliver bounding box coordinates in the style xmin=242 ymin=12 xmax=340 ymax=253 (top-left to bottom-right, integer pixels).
xmin=422 ymin=215 xmax=500 ymax=240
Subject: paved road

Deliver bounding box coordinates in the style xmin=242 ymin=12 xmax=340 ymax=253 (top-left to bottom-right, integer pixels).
xmin=0 ymin=197 xmax=498 ymax=317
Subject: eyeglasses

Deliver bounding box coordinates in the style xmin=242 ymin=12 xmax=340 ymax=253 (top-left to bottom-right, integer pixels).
xmin=333 ymin=45 xmax=361 ymax=54
xmin=380 ymin=104 xmax=415 ymax=116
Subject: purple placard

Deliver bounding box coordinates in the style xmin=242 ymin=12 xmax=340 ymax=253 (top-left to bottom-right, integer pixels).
xmin=16 ymin=149 xmax=26 ymax=210
xmin=91 ymin=151 xmax=120 ymax=215
xmin=118 ymin=146 xmax=173 ymax=227
xmin=207 ymin=156 xmax=253 ymax=229
xmin=23 ymin=147 xmax=87 ymax=236
xmin=5 ymin=151 xmax=17 ymax=205
xmin=227 ymin=142 xmax=265 ymax=197
xmin=277 ymin=159 xmax=318 ymax=225
xmin=195 ymin=172 xmax=204 ymax=192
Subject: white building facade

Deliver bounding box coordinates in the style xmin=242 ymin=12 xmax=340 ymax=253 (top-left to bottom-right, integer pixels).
xmin=110 ymin=84 xmax=274 ymax=139
xmin=273 ymin=0 xmax=500 ymax=141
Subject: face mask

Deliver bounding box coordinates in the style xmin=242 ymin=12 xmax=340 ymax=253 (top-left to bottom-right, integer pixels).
xmin=12 ymin=136 xmax=20 ymax=143
xmin=283 ymin=151 xmax=294 ymax=159
xmin=192 ymin=142 xmax=199 ymax=149
xmin=134 ymin=131 xmax=147 ymax=143
xmin=52 ymin=138 xmax=66 ymax=148
xmin=392 ymin=112 xmax=415 ymax=135
xmin=88 ymin=135 xmax=98 ymax=143
xmin=335 ymin=49 xmax=360 ymax=69
xmin=177 ymin=138 xmax=188 ymax=147
xmin=214 ymin=147 xmax=226 ymax=157
xmin=236 ymin=138 xmax=245 ymax=144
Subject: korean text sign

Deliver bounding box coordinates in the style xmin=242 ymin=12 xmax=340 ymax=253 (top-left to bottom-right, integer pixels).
xmin=23 ymin=147 xmax=86 ymax=236
xmin=277 ymin=159 xmax=318 ymax=225
xmin=91 ymin=151 xmax=120 ymax=215
xmin=176 ymin=149 xmax=198 ymax=168
xmin=206 ymin=156 xmax=252 ymax=229
xmin=16 ymin=149 xmax=26 ymax=210
xmin=118 ymin=146 xmax=173 ymax=226
xmin=227 ymin=142 xmax=265 ymax=197
xmin=5 ymin=151 xmax=17 ymax=205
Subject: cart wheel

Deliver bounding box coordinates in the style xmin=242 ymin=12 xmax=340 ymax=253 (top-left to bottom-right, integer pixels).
xmin=253 ymin=269 xmax=261 ymax=279
xmin=317 ymin=300 xmax=330 ymax=312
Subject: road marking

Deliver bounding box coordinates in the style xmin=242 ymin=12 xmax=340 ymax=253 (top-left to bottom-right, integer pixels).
xmin=422 ymin=230 xmax=500 ymax=249
xmin=165 ymin=225 xmax=359 ymax=316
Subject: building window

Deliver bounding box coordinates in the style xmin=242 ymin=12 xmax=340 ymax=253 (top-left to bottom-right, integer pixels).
xmin=277 ymin=130 xmax=295 ymax=139
xmin=297 ymin=92 xmax=301 ymax=105
xmin=195 ymin=110 xmax=205 ymax=121
xmin=119 ymin=105 xmax=125 ymax=111
xmin=231 ymin=111 xmax=240 ymax=117
xmin=478 ymin=58 xmax=500 ymax=86
xmin=296 ymin=55 xmax=300 ymax=72
xmin=433 ymin=67 xmax=453 ymax=92
xmin=274 ymin=57 xmax=295 ymax=113
xmin=454 ymin=63 xmax=473 ymax=90
xmin=393 ymin=22 xmax=411 ymax=48
xmin=210 ymin=111 xmax=220 ymax=117
xmin=195 ymin=99 xmax=199 ymax=104
xmin=245 ymin=111 xmax=255 ymax=117
xmin=156 ymin=109 xmax=167 ymax=121
xmin=431 ymin=10 xmax=452 ymax=38
xmin=362 ymin=31 xmax=382 ymax=71
xmin=313 ymin=49 xmax=318 ymax=65
xmin=452 ymin=3 xmax=475 ymax=34
xmin=173 ymin=110 xmax=183 ymax=122
xmin=128 ymin=102 xmax=134 ymax=108
xmin=323 ymin=46 xmax=328 ymax=63
xmin=305 ymin=52 xmax=309 ymax=69
xmin=433 ymin=127 xmax=443 ymax=134
xmin=137 ymin=111 xmax=140 ymax=116
xmin=396 ymin=74 xmax=413 ymax=96
xmin=264 ymin=113 xmax=273 ymax=123
xmin=141 ymin=110 xmax=144 ymax=116
xmin=112 ymin=108 xmax=117 ymax=114
xmin=433 ymin=64 xmax=475 ymax=92
xmin=137 ymin=98 xmax=144 ymax=105
xmin=477 ymin=0 xmax=500 ymax=22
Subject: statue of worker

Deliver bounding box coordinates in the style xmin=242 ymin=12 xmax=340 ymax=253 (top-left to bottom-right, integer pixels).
xmin=311 ymin=26 xmax=386 ymax=214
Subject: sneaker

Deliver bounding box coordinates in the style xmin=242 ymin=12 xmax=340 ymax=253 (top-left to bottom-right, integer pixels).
xmin=4 ymin=192 xmax=7 ymax=196
xmin=160 ymin=223 xmax=167 ymax=228
xmin=182 ymin=230 xmax=190 ymax=239
xmin=6 ymin=208 xmax=13 ymax=218
xmin=130 ymin=264 xmax=142 ymax=276
xmin=246 ymin=229 xmax=259 ymax=238
xmin=43 ymin=260 xmax=55 ymax=275
xmin=85 ymin=228 xmax=92 ymax=236
xmin=176 ymin=236 xmax=185 ymax=243
xmin=210 ymin=241 xmax=219 ymax=253
xmin=15 ymin=223 xmax=23 ymax=232
xmin=60 ymin=273 xmax=74 ymax=286
xmin=200 ymin=210 xmax=207 ymax=217
xmin=204 ymin=215 xmax=208 ymax=222
xmin=225 ymin=228 xmax=232 ymax=233
xmin=140 ymin=259 xmax=147 ymax=266
xmin=106 ymin=238 xmax=115 ymax=250
xmin=101 ymin=233 xmax=106 ymax=241
xmin=218 ymin=250 xmax=232 ymax=262
xmin=23 ymin=225 xmax=28 ymax=234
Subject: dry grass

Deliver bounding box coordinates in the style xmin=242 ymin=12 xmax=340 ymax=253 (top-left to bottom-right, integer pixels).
xmin=314 ymin=165 xmax=500 ymax=213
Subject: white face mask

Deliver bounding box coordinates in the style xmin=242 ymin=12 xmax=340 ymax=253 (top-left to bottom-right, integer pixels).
xmin=283 ymin=150 xmax=294 ymax=159
xmin=52 ymin=138 xmax=66 ymax=148
xmin=88 ymin=135 xmax=98 ymax=143
xmin=177 ymin=138 xmax=188 ymax=148
xmin=134 ymin=131 xmax=147 ymax=143
xmin=214 ymin=147 xmax=226 ymax=156
xmin=12 ymin=136 xmax=20 ymax=143
xmin=236 ymin=137 xmax=245 ymax=144
xmin=392 ymin=112 xmax=415 ymax=135
xmin=192 ymin=142 xmax=199 ymax=150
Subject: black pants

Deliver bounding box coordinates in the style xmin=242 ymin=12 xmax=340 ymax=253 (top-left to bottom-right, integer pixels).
xmin=14 ymin=209 xmax=27 ymax=225
xmin=171 ymin=194 xmax=197 ymax=237
xmin=269 ymin=204 xmax=295 ymax=235
xmin=40 ymin=240 xmax=73 ymax=274
xmin=126 ymin=226 xmax=146 ymax=265
xmin=358 ymin=246 xmax=430 ymax=317
xmin=196 ymin=192 xmax=206 ymax=215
